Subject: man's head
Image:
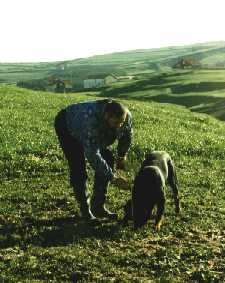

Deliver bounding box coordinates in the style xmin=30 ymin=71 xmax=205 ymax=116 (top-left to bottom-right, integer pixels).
xmin=104 ymin=100 xmax=128 ymax=129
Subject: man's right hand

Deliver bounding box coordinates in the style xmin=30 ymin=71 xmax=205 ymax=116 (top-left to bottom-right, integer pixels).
xmin=116 ymin=156 xmax=126 ymax=170
xmin=111 ymin=176 xmax=130 ymax=190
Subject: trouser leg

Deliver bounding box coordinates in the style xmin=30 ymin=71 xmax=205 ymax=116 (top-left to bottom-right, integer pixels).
xmin=54 ymin=110 xmax=95 ymax=220
xmin=90 ymin=149 xmax=117 ymax=219
xmin=122 ymin=199 xmax=132 ymax=225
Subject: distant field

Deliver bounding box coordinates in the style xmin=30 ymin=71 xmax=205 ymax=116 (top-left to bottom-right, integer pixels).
xmin=1 ymin=41 xmax=225 ymax=83
xmin=101 ymin=69 xmax=225 ymax=121
xmin=0 ymin=85 xmax=224 ymax=282
xmin=0 ymin=62 xmax=59 ymax=83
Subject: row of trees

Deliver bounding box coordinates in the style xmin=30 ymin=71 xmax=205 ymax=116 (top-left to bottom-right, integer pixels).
xmin=17 ymin=78 xmax=69 ymax=93
xmin=173 ymin=58 xmax=201 ymax=69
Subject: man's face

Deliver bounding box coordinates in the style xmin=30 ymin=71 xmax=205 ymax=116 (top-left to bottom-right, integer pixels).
xmin=105 ymin=113 xmax=127 ymax=129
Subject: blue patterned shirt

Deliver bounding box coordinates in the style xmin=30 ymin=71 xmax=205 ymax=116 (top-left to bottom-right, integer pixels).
xmin=65 ymin=99 xmax=133 ymax=181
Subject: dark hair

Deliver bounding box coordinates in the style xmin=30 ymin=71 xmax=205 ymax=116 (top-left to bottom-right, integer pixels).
xmin=104 ymin=100 xmax=127 ymax=118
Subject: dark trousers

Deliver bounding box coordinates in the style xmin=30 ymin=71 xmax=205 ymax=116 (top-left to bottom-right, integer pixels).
xmin=54 ymin=109 xmax=87 ymax=188
xmin=54 ymin=109 xmax=114 ymax=212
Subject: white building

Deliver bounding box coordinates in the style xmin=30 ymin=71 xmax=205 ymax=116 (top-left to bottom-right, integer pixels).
xmin=83 ymin=74 xmax=117 ymax=89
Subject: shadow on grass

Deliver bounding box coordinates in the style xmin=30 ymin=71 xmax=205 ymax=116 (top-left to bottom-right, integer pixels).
xmin=33 ymin=216 xmax=123 ymax=247
xmin=0 ymin=215 xmax=124 ymax=248
xmin=171 ymin=81 xmax=225 ymax=94
xmin=100 ymin=87 xmax=225 ymax=110
xmin=103 ymin=76 xmax=225 ymax=97
xmin=141 ymin=94 xmax=225 ymax=108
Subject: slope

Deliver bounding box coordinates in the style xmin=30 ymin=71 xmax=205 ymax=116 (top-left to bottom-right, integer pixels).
xmin=0 ymin=85 xmax=224 ymax=282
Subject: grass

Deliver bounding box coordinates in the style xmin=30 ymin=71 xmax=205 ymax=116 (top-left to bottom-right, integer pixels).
xmin=1 ymin=41 xmax=225 ymax=85
xmin=0 ymin=85 xmax=225 ymax=282
xmin=0 ymin=62 xmax=59 ymax=83
xmin=101 ymin=69 xmax=225 ymax=121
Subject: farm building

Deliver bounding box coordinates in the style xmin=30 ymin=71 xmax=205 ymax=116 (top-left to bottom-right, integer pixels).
xmin=83 ymin=74 xmax=117 ymax=89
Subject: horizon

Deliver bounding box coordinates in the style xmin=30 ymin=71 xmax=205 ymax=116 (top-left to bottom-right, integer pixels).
xmin=0 ymin=40 xmax=224 ymax=65
xmin=1 ymin=0 xmax=225 ymax=63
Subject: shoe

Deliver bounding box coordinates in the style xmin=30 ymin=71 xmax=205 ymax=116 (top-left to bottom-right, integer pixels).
xmin=93 ymin=206 xmax=118 ymax=220
xmin=80 ymin=210 xmax=101 ymax=225
xmin=80 ymin=206 xmax=97 ymax=220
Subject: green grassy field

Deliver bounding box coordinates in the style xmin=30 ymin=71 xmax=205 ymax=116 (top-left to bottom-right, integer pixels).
xmin=0 ymin=62 xmax=59 ymax=84
xmin=0 ymin=85 xmax=224 ymax=282
xmin=1 ymin=41 xmax=225 ymax=84
xmin=101 ymin=69 xmax=225 ymax=121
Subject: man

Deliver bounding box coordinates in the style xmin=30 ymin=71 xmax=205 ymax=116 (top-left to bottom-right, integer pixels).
xmin=54 ymin=99 xmax=132 ymax=221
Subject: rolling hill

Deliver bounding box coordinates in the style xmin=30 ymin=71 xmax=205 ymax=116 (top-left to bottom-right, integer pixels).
xmin=1 ymin=41 xmax=225 ymax=84
xmin=0 ymin=84 xmax=224 ymax=282
xmin=101 ymin=69 xmax=225 ymax=121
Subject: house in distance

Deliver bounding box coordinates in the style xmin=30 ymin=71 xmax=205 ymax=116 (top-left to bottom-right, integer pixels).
xmin=83 ymin=74 xmax=117 ymax=89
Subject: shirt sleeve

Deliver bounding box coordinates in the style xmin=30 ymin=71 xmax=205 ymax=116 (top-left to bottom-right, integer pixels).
xmin=82 ymin=131 xmax=115 ymax=181
xmin=117 ymin=112 xmax=133 ymax=157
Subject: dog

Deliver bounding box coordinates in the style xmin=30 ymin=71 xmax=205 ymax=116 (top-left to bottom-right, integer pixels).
xmin=123 ymin=151 xmax=180 ymax=231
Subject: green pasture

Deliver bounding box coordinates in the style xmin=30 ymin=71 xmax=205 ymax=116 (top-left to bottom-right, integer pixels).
xmin=0 ymin=85 xmax=224 ymax=282
xmin=1 ymin=41 xmax=225 ymax=84
xmin=102 ymin=69 xmax=225 ymax=121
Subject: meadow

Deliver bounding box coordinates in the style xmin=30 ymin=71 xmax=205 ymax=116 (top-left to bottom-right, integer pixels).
xmin=0 ymin=84 xmax=225 ymax=282
xmin=102 ymin=69 xmax=225 ymax=121
xmin=1 ymin=41 xmax=225 ymax=85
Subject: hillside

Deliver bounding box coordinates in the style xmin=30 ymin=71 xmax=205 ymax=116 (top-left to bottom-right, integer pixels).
xmin=101 ymin=69 xmax=225 ymax=121
xmin=1 ymin=41 xmax=225 ymax=84
xmin=0 ymin=85 xmax=224 ymax=282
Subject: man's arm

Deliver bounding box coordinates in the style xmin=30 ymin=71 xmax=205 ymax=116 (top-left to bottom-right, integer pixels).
xmin=83 ymin=139 xmax=114 ymax=181
xmin=84 ymin=143 xmax=129 ymax=190
xmin=117 ymin=112 xmax=133 ymax=169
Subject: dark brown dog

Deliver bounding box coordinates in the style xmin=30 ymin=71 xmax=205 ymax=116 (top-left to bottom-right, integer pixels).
xmin=123 ymin=151 xmax=180 ymax=230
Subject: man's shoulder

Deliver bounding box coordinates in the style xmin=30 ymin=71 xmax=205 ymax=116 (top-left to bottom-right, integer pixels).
xmin=66 ymin=99 xmax=108 ymax=111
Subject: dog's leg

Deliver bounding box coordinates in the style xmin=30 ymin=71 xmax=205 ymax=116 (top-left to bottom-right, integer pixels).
xmin=133 ymin=198 xmax=148 ymax=229
xmin=133 ymin=199 xmax=156 ymax=229
xmin=134 ymin=209 xmax=147 ymax=229
xmin=145 ymin=203 xmax=155 ymax=221
xmin=155 ymin=189 xmax=165 ymax=231
xmin=167 ymin=159 xmax=180 ymax=214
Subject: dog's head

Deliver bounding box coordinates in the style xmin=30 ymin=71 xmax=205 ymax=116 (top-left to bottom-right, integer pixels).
xmin=140 ymin=152 xmax=155 ymax=170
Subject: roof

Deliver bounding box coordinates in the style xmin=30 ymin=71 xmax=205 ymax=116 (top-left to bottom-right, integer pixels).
xmin=85 ymin=74 xmax=118 ymax=80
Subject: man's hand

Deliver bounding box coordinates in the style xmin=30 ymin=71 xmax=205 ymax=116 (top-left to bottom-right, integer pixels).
xmin=116 ymin=156 xmax=127 ymax=170
xmin=111 ymin=176 xmax=130 ymax=190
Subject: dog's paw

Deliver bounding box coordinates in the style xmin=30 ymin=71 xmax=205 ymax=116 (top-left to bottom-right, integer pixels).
xmin=155 ymin=219 xmax=163 ymax=231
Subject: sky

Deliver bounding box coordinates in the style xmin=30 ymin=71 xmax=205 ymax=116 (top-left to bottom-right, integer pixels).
xmin=1 ymin=0 xmax=225 ymax=63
